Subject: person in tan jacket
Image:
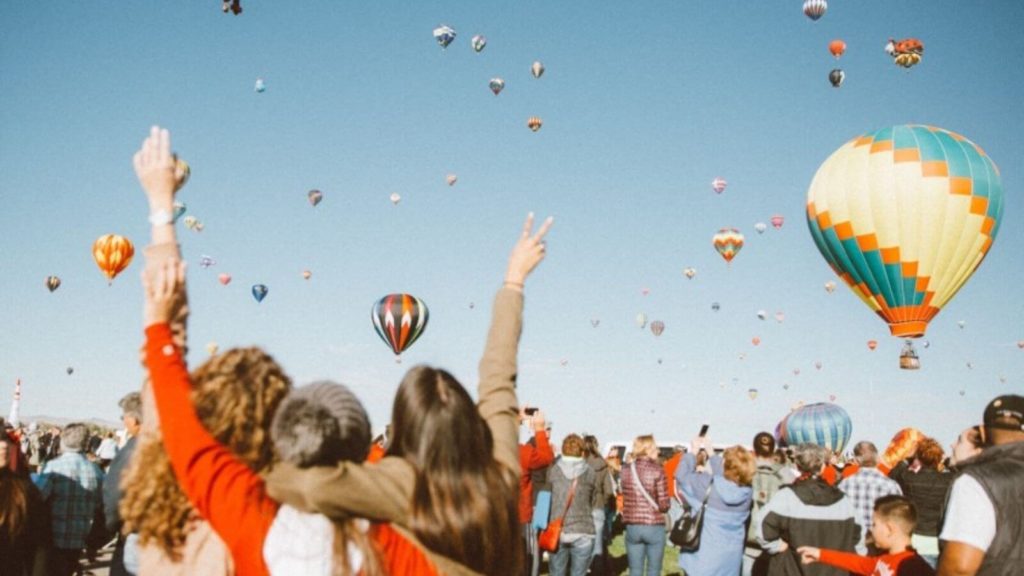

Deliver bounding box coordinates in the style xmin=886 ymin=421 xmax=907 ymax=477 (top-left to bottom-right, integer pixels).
xmin=264 ymin=213 xmax=554 ymax=576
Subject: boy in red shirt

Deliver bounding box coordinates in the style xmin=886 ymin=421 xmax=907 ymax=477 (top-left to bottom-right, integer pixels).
xmin=798 ymin=495 xmax=934 ymax=575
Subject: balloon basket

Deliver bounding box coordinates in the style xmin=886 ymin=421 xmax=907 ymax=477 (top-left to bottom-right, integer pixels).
xmin=899 ymin=339 xmax=920 ymax=370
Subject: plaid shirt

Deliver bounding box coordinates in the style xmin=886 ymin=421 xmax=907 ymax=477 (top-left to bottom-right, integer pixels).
xmin=838 ymin=466 xmax=902 ymax=541
xmin=34 ymin=452 xmax=104 ymax=549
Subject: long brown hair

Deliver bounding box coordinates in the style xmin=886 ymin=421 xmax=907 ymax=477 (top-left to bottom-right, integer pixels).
xmin=120 ymin=347 xmax=291 ymax=559
xmin=0 ymin=437 xmax=29 ymax=540
xmin=389 ymin=366 xmax=520 ymax=575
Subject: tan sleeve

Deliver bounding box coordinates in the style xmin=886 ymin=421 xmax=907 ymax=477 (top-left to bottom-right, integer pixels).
xmin=477 ymin=287 xmax=524 ymax=475
xmin=139 ymin=242 xmax=188 ymax=431
xmin=264 ymin=456 xmax=415 ymax=523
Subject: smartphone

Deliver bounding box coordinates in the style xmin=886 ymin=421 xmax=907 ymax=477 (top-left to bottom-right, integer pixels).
xmin=524 ymin=407 xmax=539 ymax=416
xmin=698 ymin=424 xmax=709 ymax=438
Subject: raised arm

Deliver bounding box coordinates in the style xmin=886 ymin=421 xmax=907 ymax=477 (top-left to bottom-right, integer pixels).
xmin=479 ymin=213 xmax=553 ymax=473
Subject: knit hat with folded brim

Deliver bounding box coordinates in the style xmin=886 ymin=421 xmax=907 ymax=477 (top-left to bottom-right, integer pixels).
xmin=271 ymin=381 xmax=372 ymax=467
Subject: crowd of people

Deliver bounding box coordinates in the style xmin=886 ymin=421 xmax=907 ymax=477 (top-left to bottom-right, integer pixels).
xmin=1 ymin=126 xmax=1022 ymax=576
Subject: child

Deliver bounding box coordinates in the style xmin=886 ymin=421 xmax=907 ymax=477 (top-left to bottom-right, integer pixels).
xmin=798 ymin=495 xmax=935 ymax=575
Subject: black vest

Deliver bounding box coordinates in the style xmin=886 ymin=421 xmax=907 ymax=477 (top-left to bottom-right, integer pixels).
xmin=961 ymin=441 xmax=1024 ymax=575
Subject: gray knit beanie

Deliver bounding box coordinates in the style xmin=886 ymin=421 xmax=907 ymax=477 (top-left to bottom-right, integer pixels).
xmin=271 ymin=381 xmax=372 ymax=467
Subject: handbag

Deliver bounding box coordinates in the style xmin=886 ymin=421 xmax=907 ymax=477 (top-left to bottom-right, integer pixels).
xmin=538 ymin=477 xmax=577 ymax=552
xmin=630 ymin=460 xmax=671 ymax=532
xmin=670 ymin=478 xmax=713 ymax=552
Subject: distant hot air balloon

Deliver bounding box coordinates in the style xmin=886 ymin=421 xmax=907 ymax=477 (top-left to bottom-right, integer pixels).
xmin=752 ymin=337 xmax=761 ymax=346
xmin=1018 ymin=341 xmax=1024 ymax=349
xmin=590 ymin=319 xmax=600 ymax=328
xmin=807 ymin=126 xmax=1003 ymax=356
xmin=308 ymin=189 xmax=323 ymax=207
xmin=959 ymin=389 xmax=966 ymax=396
xmin=93 ymin=234 xmax=135 ymax=283
xmin=183 ymin=216 xmax=199 ymax=230
xmin=829 ymin=39 xmax=846 ymax=59
xmin=46 ymin=276 xmax=61 ymax=293
xmin=390 ymin=192 xmax=402 ymax=205
xmin=527 ymin=117 xmax=543 ymax=132
xmin=372 ymin=293 xmax=430 ymax=356
xmin=793 ymin=368 xmax=801 ymax=376
xmin=66 ymin=367 xmax=74 ymax=375
xmin=815 ymin=361 xmax=823 ymax=370
xmin=302 ymin=270 xmax=312 ymax=280
xmin=711 ymin=302 xmax=721 ymax=312
xmin=252 ymin=284 xmax=268 ymax=303
xmin=433 ymin=25 xmax=456 ymax=49
xmin=803 ymin=0 xmax=827 ymax=21
xmin=966 ymin=361 xmax=973 ymax=370
xmin=206 ymin=342 xmax=219 ymax=355
xmin=754 ymin=222 xmax=768 ymax=234
xmin=957 ymin=320 xmax=966 ymax=330
xmin=683 ymin=267 xmax=697 ymax=280
xmin=829 ymin=69 xmax=845 ymax=88
xmin=172 ymin=201 xmax=187 ymax=222
xmin=757 ymin=310 xmax=767 ymax=321
xmin=471 ymin=34 xmax=486 ymax=52
xmin=775 ymin=311 xmax=785 ymax=323
xmin=254 ymin=78 xmax=266 ymax=93
xmin=713 ymin=228 xmax=744 ymax=264
xmin=636 ymin=313 xmax=648 ymax=329
xmin=824 ymin=281 xmax=837 ymax=293
xmin=712 ymin=177 xmax=728 ymax=194
xmin=446 ymin=174 xmax=458 ymax=186
xmin=489 ymin=78 xmax=505 ymax=96
xmin=175 ymin=158 xmax=190 ymax=191
xmin=531 ymin=61 xmax=545 ymax=78
xmin=867 ymin=340 xmax=878 ymax=351
xmin=199 ymin=255 xmax=215 ymax=269
xmin=829 ymin=394 xmax=837 ymax=402
xmin=922 ymin=340 xmax=931 ymax=348
xmin=771 ymin=215 xmax=785 ymax=229
xmin=560 ymin=359 xmax=569 ymax=366
xmin=887 ymin=38 xmax=924 ymax=68
xmin=218 ymin=273 xmax=232 ymax=286
xmin=650 ymin=320 xmax=665 ymax=337
xmin=784 ymin=402 xmax=852 ymax=453
xmin=783 ymin=383 xmax=790 ymax=390
xmin=748 ymin=388 xmax=759 ymax=401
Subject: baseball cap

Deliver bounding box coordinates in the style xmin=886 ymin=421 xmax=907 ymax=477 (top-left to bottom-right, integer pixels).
xmin=983 ymin=395 xmax=1024 ymax=432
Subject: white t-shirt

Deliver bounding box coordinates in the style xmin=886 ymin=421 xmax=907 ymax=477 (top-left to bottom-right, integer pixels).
xmin=939 ymin=474 xmax=996 ymax=552
xmin=263 ymin=505 xmax=365 ymax=576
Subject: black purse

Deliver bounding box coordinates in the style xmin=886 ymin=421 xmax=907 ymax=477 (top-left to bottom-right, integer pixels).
xmin=670 ymin=478 xmax=713 ymax=552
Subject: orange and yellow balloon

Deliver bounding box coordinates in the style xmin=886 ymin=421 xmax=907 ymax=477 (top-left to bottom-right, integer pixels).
xmin=93 ymin=234 xmax=135 ymax=283
xmin=713 ymin=228 xmax=744 ymax=264
xmin=807 ymin=125 xmax=1003 ymax=339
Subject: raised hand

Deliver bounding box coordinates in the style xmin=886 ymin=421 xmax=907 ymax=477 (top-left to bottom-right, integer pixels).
xmin=505 ymin=212 xmax=554 ymax=291
xmin=133 ymin=126 xmax=185 ymax=211
xmin=142 ymin=259 xmax=186 ymax=328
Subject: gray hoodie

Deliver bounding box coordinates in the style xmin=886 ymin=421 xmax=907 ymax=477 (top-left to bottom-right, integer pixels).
xmin=547 ymin=456 xmax=600 ymax=539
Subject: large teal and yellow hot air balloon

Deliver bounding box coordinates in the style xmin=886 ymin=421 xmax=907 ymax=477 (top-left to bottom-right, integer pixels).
xmin=807 ymin=125 xmax=1003 ymax=342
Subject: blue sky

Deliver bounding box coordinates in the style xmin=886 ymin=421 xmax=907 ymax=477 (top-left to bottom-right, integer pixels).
xmin=2 ymin=1 xmax=1022 ymax=450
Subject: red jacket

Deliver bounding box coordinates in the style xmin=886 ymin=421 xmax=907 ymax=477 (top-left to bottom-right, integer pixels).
xmin=518 ymin=431 xmax=554 ymax=522
xmin=621 ymin=457 xmax=670 ymax=525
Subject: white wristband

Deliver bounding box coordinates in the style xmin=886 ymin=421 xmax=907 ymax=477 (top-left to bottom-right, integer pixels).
xmin=148 ymin=209 xmax=175 ymax=226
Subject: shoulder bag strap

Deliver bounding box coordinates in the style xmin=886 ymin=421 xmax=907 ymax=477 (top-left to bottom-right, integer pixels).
xmin=631 ymin=460 xmax=661 ymax=512
xmin=555 ymin=476 xmax=578 ymax=521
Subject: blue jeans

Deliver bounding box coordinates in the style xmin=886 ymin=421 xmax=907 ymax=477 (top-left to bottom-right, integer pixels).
xmin=625 ymin=524 xmax=666 ymax=576
xmin=549 ymin=536 xmax=595 ymax=576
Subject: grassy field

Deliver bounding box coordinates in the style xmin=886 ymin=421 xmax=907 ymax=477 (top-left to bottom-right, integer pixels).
xmin=541 ymin=531 xmax=685 ymax=576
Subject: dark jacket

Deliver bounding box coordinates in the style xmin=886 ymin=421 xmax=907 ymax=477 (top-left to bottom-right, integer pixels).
xmin=958 ymin=441 xmax=1024 ymax=576
xmin=0 ymin=470 xmax=50 ymax=576
xmin=547 ymin=457 xmax=600 ymax=537
xmin=102 ymin=435 xmax=137 ymax=576
xmin=585 ymin=454 xmax=614 ymax=510
xmin=889 ymin=461 xmax=952 ymax=537
xmin=757 ymin=477 xmax=861 ymax=576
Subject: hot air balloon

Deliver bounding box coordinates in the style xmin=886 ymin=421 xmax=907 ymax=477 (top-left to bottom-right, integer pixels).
xmin=175 ymin=158 xmax=190 ymax=191
xmin=829 ymin=394 xmax=837 ymax=402
xmin=531 ymin=61 xmax=545 ymax=78
xmin=782 ymin=383 xmax=790 ymax=390
xmin=471 ymin=34 xmax=486 ymax=52
xmin=66 ymin=367 xmax=74 ymax=375
xmin=711 ymin=302 xmax=721 ymax=312
xmin=636 ymin=313 xmax=648 ymax=329
xmin=683 ymin=267 xmax=697 ymax=279
xmin=959 ymin=389 xmax=966 ymax=396
xmin=46 ymin=276 xmax=61 ymax=292
xmin=713 ymin=228 xmax=744 ymax=264
xmin=527 ymin=117 xmax=543 ymax=132
xmin=254 ymin=78 xmax=266 ymax=93
xmin=650 ymin=321 xmax=665 ymax=337
xmin=561 ymin=359 xmax=569 ymax=366
xmin=757 ymin=310 xmax=767 ymax=321
xmin=590 ymin=319 xmax=600 ymax=328
xmin=806 ymin=126 xmax=1003 ymax=361
xmin=771 ymin=215 xmax=785 ymax=229
xmin=489 ymin=78 xmax=505 ymax=96
xmin=206 ymin=342 xmax=219 ymax=355
xmin=754 ymin=222 xmax=768 ymax=234
xmin=815 ymin=361 xmax=823 ymax=370
xmin=793 ymin=368 xmax=801 ymax=376
xmin=172 ymin=201 xmax=187 ymax=221
xmin=372 ymin=293 xmax=430 ymax=356
xmin=199 ymin=255 xmax=216 ymax=269
xmin=302 ymin=270 xmax=312 ymax=280
xmin=433 ymin=25 xmax=456 ymax=49
xmin=183 ymin=216 xmax=199 ymax=230
xmin=446 ymin=174 xmax=458 ymax=186
xmin=390 ymin=192 xmax=402 ymax=205
xmin=252 ymin=284 xmax=268 ymax=303
xmin=748 ymin=388 xmax=759 ymax=401
xmin=867 ymin=340 xmax=878 ymax=351
xmin=712 ymin=177 xmax=728 ymax=194
xmin=1018 ymin=341 xmax=1024 ymax=349
xmin=880 ymin=428 xmax=924 ymax=471
xmin=218 ymin=273 xmax=231 ymax=286
xmin=93 ymin=234 xmax=135 ymax=283
xmin=775 ymin=312 xmax=785 ymax=323
xmin=957 ymin=320 xmax=966 ymax=330
xmin=887 ymin=38 xmax=924 ymax=69
xmin=829 ymin=69 xmax=845 ymax=88
xmin=825 ymin=281 xmax=837 ymax=293
xmin=803 ymin=0 xmax=827 ymax=21
xmin=829 ymin=39 xmax=846 ymax=59
xmin=900 ymin=340 xmax=920 ymax=370
xmin=966 ymin=361 xmax=973 ymax=370
xmin=752 ymin=337 xmax=761 ymax=346
xmin=641 ymin=288 xmax=650 ymax=296
xmin=308 ymin=189 xmax=323 ymax=207
xmin=784 ymin=402 xmax=852 ymax=453
xmin=922 ymin=340 xmax=931 ymax=348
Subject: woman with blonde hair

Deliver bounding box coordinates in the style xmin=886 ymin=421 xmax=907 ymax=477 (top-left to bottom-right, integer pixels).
xmin=621 ymin=435 xmax=670 ymax=576
xmin=675 ymin=440 xmax=756 ymax=576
